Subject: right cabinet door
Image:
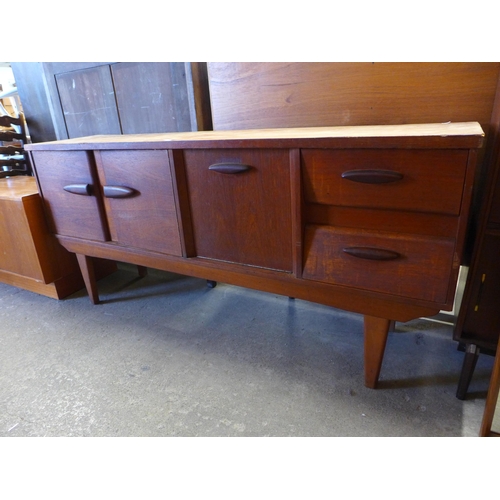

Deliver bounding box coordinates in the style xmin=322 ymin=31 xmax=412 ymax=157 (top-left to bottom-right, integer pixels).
xmin=183 ymin=149 xmax=293 ymax=272
xmin=95 ymin=150 xmax=183 ymax=256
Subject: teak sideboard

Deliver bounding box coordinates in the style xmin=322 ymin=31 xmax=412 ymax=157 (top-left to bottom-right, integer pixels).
xmin=26 ymin=122 xmax=484 ymax=388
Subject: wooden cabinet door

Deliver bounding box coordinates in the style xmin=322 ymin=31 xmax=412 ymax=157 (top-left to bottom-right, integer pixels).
xmin=31 ymin=150 xmax=108 ymax=241
xmin=460 ymin=233 xmax=500 ymax=345
xmin=55 ymin=65 xmax=122 ymax=138
xmin=183 ymin=149 xmax=293 ymax=271
xmin=111 ymin=63 xmax=193 ymax=134
xmin=13 ymin=62 xmax=204 ymax=142
xmin=95 ymin=150 xmax=183 ymax=256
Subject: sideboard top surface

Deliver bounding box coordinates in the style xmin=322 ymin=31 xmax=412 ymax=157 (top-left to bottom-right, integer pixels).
xmin=26 ymin=122 xmax=485 ymax=151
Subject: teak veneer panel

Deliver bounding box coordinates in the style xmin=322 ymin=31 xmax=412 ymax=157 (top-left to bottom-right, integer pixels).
xmin=302 ymin=225 xmax=456 ymax=303
xmin=302 ymin=149 xmax=469 ymax=215
xmin=95 ymin=150 xmax=183 ymax=256
xmin=183 ymin=148 xmax=293 ymax=271
xmin=32 ymin=150 xmax=108 ymax=241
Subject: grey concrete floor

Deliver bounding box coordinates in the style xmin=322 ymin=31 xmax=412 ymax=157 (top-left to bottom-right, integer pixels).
xmin=0 ymin=264 xmax=494 ymax=437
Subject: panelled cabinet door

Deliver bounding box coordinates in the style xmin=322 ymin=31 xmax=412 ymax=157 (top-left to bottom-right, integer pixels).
xmin=183 ymin=149 xmax=293 ymax=271
xmin=95 ymin=150 xmax=183 ymax=256
xmin=31 ymin=150 xmax=108 ymax=241
xmin=461 ymin=233 xmax=500 ymax=344
xmin=55 ymin=65 xmax=122 ymax=138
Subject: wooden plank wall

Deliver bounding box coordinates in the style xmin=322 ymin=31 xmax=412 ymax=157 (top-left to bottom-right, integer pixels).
xmin=207 ymin=63 xmax=500 ymax=132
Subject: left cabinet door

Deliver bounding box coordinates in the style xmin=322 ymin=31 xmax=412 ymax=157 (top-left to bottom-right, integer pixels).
xmin=31 ymin=150 xmax=108 ymax=241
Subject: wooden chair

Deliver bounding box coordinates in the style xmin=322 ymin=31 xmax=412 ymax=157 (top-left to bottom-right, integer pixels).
xmin=0 ymin=112 xmax=31 ymax=178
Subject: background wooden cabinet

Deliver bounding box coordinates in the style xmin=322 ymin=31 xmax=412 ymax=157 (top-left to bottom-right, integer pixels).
xmin=11 ymin=62 xmax=212 ymax=142
xmin=455 ymin=144 xmax=500 ymax=398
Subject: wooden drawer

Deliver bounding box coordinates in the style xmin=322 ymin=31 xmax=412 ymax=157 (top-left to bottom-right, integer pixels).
xmin=302 ymin=225 xmax=455 ymax=303
xmin=302 ymin=149 xmax=469 ymax=215
xmin=184 ymin=148 xmax=293 ymax=271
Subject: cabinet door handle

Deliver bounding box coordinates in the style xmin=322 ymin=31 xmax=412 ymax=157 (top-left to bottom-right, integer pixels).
xmin=63 ymin=183 xmax=92 ymax=196
xmin=209 ymin=163 xmax=251 ymax=174
xmin=343 ymin=246 xmax=401 ymax=261
xmin=341 ymin=169 xmax=403 ymax=184
xmin=103 ymin=186 xmax=136 ymax=198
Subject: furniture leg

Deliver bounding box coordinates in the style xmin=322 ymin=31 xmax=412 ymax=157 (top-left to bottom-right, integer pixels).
xmin=364 ymin=315 xmax=391 ymax=389
xmin=206 ymin=280 xmax=217 ymax=288
xmin=76 ymin=253 xmax=100 ymax=305
xmin=456 ymin=343 xmax=480 ymax=400
xmin=137 ymin=265 xmax=148 ymax=278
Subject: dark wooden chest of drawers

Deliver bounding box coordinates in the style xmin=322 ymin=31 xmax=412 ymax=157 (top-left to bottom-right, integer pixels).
xmin=26 ymin=122 xmax=484 ymax=388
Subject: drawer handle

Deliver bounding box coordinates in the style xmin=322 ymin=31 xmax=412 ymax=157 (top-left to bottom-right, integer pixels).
xmin=343 ymin=246 xmax=401 ymax=261
xmin=341 ymin=169 xmax=403 ymax=184
xmin=63 ymin=183 xmax=92 ymax=196
xmin=103 ymin=185 xmax=137 ymax=198
xmin=209 ymin=163 xmax=251 ymax=174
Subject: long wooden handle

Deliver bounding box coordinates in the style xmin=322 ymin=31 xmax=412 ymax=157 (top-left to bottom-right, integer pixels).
xmin=103 ymin=185 xmax=136 ymax=198
xmin=343 ymin=246 xmax=401 ymax=261
xmin=341 ymin=169 xmax=403 ymax=184
xmin=63 ymin=183 xmax=92 ymax=196
xmin=209 ymin=163 xmax=251 ymax=174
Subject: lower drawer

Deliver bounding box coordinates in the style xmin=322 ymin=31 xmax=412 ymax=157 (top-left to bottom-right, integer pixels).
xmin=302 ymin=225 xmax=455 ymax=303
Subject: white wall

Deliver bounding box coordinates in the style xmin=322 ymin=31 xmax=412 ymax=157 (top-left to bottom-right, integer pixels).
xmin=0 ymin=63 xmax=16 ymax=93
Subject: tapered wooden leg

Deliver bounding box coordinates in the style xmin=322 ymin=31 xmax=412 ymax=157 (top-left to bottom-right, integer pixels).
xmin=364 ymin=315 xmax=391 ymax=389
xmin=76 ymin=254 xmax=100 ymax=304
xmin=456 ymin=344 xmax=480 ymax=400
xmin=137 ymin=265 xmax=148 ymax=278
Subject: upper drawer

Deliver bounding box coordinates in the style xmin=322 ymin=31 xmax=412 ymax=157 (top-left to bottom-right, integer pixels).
xmin=302 ymin=149 xmax=469 ymax=215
